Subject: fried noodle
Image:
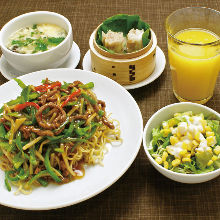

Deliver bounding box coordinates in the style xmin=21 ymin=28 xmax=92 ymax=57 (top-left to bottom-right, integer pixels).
xmin=0 ymin=78 xmax=122 ymax=194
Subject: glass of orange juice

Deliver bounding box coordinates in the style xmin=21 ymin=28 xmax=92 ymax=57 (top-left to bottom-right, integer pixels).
xmin=166 ymin=7 xmax=220 ymax=104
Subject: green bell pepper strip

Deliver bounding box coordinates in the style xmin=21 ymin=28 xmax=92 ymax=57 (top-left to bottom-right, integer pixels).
xmin=21 ymin=85 xmax=31 ymax=103
xmin=6 ymin=97 xmax=22 ymax=106
xmin=60 ymin=81 xmax=70 ymax=89
xmin=64 ymin=122 xmax=75 ymax=137
xmin=31 ymin=107 xmax=37 ymax=125
xmin=6 ymin=168 xmax=28 ymax=181
xmin=85 ymin=124 xmax=99 ymax=139
xmin=66 ymin=101 xmax=78 ymax=106
xmin=29 ymin=146 xmax=38 ymax=166
xmin=12 ymin=152 xmax=25 ymax=169
xmin=47 ymin=135 xmax=64 ymax=141
xmin=7 ymin=112 xmax=22 ymax=118
xmin=81 ymin=93 xmax=97 ymax=105
xmin=0 ymin=90 xmax=39 ymax=113
xmin=0 ymin=142 xmax=15 ymax=152
xmin=17 ymin=168 xmax=29 ymax=180
xmin=14 ymin=78 xmax=26 ymax=89
xmin=60 ymin=92 xmax=67 ymax=96
xmin=15 ymin=133 xmax=30 ymax=159
xmin=4 ymin=173 xmax=11 ymax=192
xmin=54 ymin=148 xmax=64 ymax=153
xmin=75 ymin=126 xmax=90 ymax=137
xmin=5 ymin=178 xmax=11 ymax=191
xmin=0 ymin=123 xmax=6 ymax=138
xmin=7 ymin=171 xmax=18 ymax=182
xmin=4 ymin=131 xmax=10 ymax=140
xmin=98 ymin=110 xmax=104 ymax=117
xmin=16 ymin=131 xmax=23 ymax=151
xmin=37 ymin=178 xmax=49 ymax=187
xmin=6 ymin=93 xmax=39 ymax=107
xmin=79 ymin=82 xmax=94 ymax=89
xmin=28 ymin=170 xmax=48 ymax=185
xmin=44 ymin=148 xmax=61 ymax=183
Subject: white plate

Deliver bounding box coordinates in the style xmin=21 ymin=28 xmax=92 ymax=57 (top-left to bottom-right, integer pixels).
xmin=0 ymin=41 xmax=81 ymax=80
xmin=82 ymin=46 xmax=166 ymax=90
xmin=0 ymin=68 xmax=143 ymax=210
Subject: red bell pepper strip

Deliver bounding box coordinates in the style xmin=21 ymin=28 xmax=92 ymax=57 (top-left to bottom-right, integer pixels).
xmin=35 ymin=81 xmax=62 ymax=92
xmin=61 ymin=89 xmax=81 ymax=108
xmin=14 ymin=102 xmax=40 ymax=111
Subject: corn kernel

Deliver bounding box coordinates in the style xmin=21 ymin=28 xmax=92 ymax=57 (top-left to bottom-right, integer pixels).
xmin=181 ymin=142 xmax=188 ymax=150
xmin=162 ymin=122 xmax=169 ymax=129
xmin=187 ymin=132 xmax=193 ymax=140
xmin=163 ymin=161 xmax=169 ymax=169
xmin=212 ymin=155 xmax=218 ymax=161
xmin=182 ymin=157 xmax=191 ymax=162
xmin=207 ymin=147 xmax=212 ymax=153
xmin=161 ymin=128 xmax=171 ymax=137
xmin=195 ymin=132 xmax=201 ymax=142
xmin=214 ymin=145 xmax=220 ymax=155
xmin=192 ymin=140 xmax=199 ymax=146
xmin=184 ymin=153 xmax=191 ymax=159
xmin=168 ymin=118 xmax=177 ymax=127
xmin=207 ymin=136 xmax=216 ymax=146
xmin=162 ymin=151 xmax=168 ymax=161
xmin=172 ymin=159 xmax=181 ymax=167
xmin=187 ymin=143 xmax=193 ymax=151
xmin=205 ymin=126 xmax=212 ymax=132
xmin=191 ymin=147 xmax=196 ymax=156
xmin=177 ymin=131 xmax=183 ymax=138
xmin=155 ymin=157 xmax=162 ymax=165
xmin=179 ymin=149 xmax=187 ymax=157
xmin=201 ymin=119 xmax=207 ymax=128
xmin=206 ymin=131 xmax=215 ymax=137
xmin=189 ymin=117 xmax=193 ymax=122
xmin=170 ymin=136 xmax=179 ymax=145
xmin=179 ymin=149 xmax=187 ymax=156
xmin=207 ymin=160 xmax=213 ymax=166
xmin=174 ymin=113 xmax=181 ymax=117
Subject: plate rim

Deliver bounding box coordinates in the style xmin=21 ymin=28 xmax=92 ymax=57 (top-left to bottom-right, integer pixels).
xmin=0 ymin=68 xmax=143 ymax=210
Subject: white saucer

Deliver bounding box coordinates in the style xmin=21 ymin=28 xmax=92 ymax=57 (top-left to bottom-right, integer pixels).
xmin=0 ymin=41 xmax=81 ymax=80
xmin=82 ymin=46 xmax=166 ymax=90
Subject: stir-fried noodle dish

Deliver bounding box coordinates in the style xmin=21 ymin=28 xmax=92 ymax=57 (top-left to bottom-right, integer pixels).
xmin=0 ymin=78 xmax=121 ymax=194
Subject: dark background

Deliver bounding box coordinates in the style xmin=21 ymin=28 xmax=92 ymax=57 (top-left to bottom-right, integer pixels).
xmin=0 ymin=0 xmax=220 ymax=219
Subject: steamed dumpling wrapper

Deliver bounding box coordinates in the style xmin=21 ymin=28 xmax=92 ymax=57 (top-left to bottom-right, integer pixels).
xmin=96 ymin=14 xmax=151 ymax=54
xmin=102 ymin=31 xmax=127 ymax=53
xmin=127 ymin=28 xmax=144 ymax=53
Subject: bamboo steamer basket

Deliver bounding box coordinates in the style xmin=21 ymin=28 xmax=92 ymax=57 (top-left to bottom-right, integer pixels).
xmin=89 ymin=28 xmax=157 ymax=85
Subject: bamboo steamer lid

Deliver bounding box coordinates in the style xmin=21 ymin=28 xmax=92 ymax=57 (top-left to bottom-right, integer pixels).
xmin=89 ymin=28 xmax=157 ymax=85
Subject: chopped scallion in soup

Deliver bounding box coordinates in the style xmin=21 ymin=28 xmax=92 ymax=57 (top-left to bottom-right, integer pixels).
xmin=7 ymin=24 xmax=67 ymax=54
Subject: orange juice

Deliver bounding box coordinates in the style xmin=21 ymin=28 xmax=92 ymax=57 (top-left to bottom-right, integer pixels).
xmin=168 ymin=28 xmax=220 ymax=103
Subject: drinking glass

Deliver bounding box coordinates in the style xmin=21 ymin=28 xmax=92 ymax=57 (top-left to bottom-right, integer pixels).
xmin=166 ymin=7 xmax=220 ymax=104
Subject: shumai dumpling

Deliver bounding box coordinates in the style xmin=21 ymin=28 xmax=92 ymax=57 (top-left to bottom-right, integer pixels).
xmin=102 ymin=30 xmax=127 ymax=53
xmin=127 ymin=28 xmax=144 ymax=53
